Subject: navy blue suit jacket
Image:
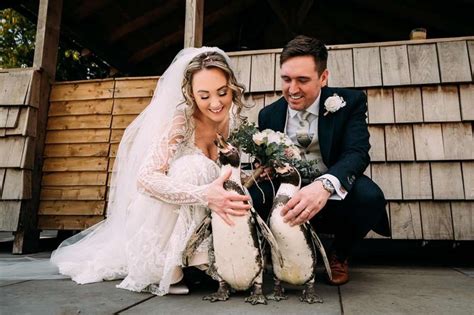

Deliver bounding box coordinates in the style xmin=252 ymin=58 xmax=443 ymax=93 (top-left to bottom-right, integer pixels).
xmin=258 ymin=86 xmax=370 ymax=193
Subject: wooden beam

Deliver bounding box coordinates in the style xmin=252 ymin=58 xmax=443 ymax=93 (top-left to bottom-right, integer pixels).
xmin=33 ymin=0 xmax=63 ymax=81
xmin=14 ymin=0 xmax=63 ymax=254
xmin=108 ymin=0 xmax=182 ymax=44
xmin=184 ymin=0 xmax=204 ymax=48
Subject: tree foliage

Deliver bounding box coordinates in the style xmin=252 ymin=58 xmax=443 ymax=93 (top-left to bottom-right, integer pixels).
xmin=0 ymin=8 xmax=113 ymax=81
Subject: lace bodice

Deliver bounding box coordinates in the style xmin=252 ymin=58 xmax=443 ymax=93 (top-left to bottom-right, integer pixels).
xmin=137 ymin=109 xmax=238 ymax=206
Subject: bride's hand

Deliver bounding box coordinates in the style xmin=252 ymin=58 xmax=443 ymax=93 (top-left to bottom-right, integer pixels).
xmin=206 ymin=169 xmax=251 ymax=226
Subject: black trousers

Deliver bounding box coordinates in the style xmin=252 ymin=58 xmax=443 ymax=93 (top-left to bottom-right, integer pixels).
xmin=248 ymin=175 xmax=391 ymax=259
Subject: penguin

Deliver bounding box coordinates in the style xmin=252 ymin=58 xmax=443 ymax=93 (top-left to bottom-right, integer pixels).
xmin=183 ymin=134 xmax=283 ymax=305
xmin=267 ymin=162 xmax=332 ymax=304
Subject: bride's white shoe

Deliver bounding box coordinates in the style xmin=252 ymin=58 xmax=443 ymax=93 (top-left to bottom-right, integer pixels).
xmin=144 ymin=281 xmax=189 ymax=295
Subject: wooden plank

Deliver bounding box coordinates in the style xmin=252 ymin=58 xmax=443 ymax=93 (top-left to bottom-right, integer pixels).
xmin=5 ymin=107 xmax=20 ymax=128
xmin=431 ymin=162 xmax=464 ymax=200
xmin=380 ymin=45 xmax=411 ymax=86
xmin=437 ymin=41 xmax=472 ymax=83
xmin=114 ymin=78 xmax=158 ymax=98
xmin=108 ymin=157 xmax=115 ymax=172
xmin=368 ymin=126 xmax=385 ymax=161
xmin=401 ymin=163 xmax=432 ymax=199
xmin=0 ymin=201 xmax=21 ymax=231
xmin=184 ymin=0 xmax=204 ymax=48
xmin=5 ymin=107 xmax=37 ymax=137
xmin=111 ymin=114 xmax=137 ymax=129
xmin=420 ymin=202 xmax=454 ymax=240
xmin=44 ymin=143 xmax=110 ymax=157
xmin=367 ymin=88 xmax=394 ymax=124
xmin=0 ymin=168 xmax=5 ymax=193
xmin=353 ymin=47 xmax=382 ymax=87
xmin=26 ymin=70 xmax=41 ymax=108
xmin=264 ymin=92 xmax=282 ymax=106
xmin=371 ymin=163 xmax=402 ymax=200
xmin=407 ymin=44 xmax=440 ymax=84
xmin=442 ymin=123 xmax=473 ymax=160
xmin=110 ymin=129 xmax=125 ymax=143
xmin=48 ymin=99 xmax=113 ymax=116
xmin=385 ymin=125 xmax=415 ymax=161
xmin=459 ymin=84 xmax=474 ymax=120
xmin=0 ymin=107 xmax=8 ymax=127
xmin=42 ymin=157 xmax=109 ymax=172
xmin=38 ymin=200 xmax=105 ymax=215
xmin=421 ymin=86 xmax=461 ymax=122
xmin=451 ymin=202 xmax=473 ymax=240
xmin=229 ymin=55 xmax=251 ymax=92
xmin=0 ymin=137 xmax=26 ymax=168
xmin=413 ymin=124 xmax=445 ymax=160
xmin=37 ymin=215 xmax=104 ymax=230
xmin=41 ymin=186 xmax=106 ymax=201
xmin=112 ymin=97 xmax=150 ymax=115
xmin=49 ymin=80 xmax=114 ymax=101
xmin=46 ymin=114 xmax=112 ymax=130
xmin=462 ymin=162 xmax=474 ymax=200
xmin=45 ymin=129 xmax=110 ymax=144
xmin=250 ymin=53 xmax=275 ymax=92
xmin=274 ymin=53 xmax=282 ymax=91
xmin=327 ymin=49 xmax=354 ymax=87
xmin=468 ymin=41 xmax=474 ymax=79
xmin=390 ymin=202 xmax=423 ymax=239
xmin=1 ymin=169 xmax=32 ymax=200
xmin=110 ymin=143 xmax=119 ymax=158
xmin=243 ymin=94 xmax=264 ymax=125
xmin=20 ymin=137 xmax=35 ymax=170
xmin=393 ymin=87 xmax=423 ymax=123
xmin=0 ymin=70 xmax=33 ymax=105
xmin=42 ymin=171 xmax=108 ymax=186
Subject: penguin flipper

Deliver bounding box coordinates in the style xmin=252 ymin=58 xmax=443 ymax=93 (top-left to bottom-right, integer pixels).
xmin=251 ymin=208 xmax=284 ymax=268
xmin=306 ymin=223 xmax=332 ymax=280
xmin=182 ymin=215 xmax=212 ymax=266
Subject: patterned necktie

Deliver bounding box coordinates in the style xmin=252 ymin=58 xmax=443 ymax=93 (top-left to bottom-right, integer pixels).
xmin=296 ymin=111 xmax=313 ymax=148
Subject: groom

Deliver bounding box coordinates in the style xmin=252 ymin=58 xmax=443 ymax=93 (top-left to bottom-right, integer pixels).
xmin=250 ymin=35 xmax=390 ymax=285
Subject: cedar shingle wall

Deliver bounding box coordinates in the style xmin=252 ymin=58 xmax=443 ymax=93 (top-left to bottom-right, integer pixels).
xmin=37 ymin=37 xmax=473 ymax=240
xmin=0 ymin=69 xmax=40 ymax=232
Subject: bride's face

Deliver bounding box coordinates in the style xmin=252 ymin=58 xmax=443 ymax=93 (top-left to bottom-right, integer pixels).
xmin=191 ymin=68 xmax=232 ymax=124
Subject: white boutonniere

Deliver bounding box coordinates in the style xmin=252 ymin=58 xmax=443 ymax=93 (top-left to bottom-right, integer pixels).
xmin=324 ymin=93 xmax=346 ymax=116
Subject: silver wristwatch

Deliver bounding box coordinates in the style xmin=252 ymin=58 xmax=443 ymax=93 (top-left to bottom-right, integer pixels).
xmin=315 ymin=178 xmax=335 ymax=194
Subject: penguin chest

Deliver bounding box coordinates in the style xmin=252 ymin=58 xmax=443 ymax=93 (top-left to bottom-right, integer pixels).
xmin=212 ymin=213 xmax=261 ymax=290
xmin=270 ymin=207 xmax=314 ymax=285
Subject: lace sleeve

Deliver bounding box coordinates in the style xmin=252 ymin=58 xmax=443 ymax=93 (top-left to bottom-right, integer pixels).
xmin=136 ymin=112 xmax=209 ymax=206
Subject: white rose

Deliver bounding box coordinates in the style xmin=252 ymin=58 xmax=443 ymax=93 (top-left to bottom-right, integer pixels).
xmin=324 ymin=94 xmax=346 ymax=115
xmin=252 ymin=132 xmax=265 ymax=145
xmin=267 ymin=132 xmax=281 ymax=144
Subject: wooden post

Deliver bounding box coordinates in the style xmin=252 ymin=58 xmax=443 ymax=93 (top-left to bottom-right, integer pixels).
xmin=184 ymin=0 xmax=204 ymax=48
xmin=13 ymin=0 xmax=63 ymax=253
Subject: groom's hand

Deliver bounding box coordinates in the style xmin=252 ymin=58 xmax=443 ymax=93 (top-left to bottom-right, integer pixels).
xmin=281 ymin=181 xmax=331 ymax=226
xmin=206 ymin=168 xmax=251 ymax=226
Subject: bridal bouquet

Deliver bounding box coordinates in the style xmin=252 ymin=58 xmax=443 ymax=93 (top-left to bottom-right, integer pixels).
xmin=228 ymin=121 xmax=320 ymax=187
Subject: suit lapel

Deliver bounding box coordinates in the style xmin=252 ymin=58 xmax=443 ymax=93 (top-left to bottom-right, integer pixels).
xmin=269 ymin=98 xmax=288 ymax=132
xmin=318 ymin=87 xmax=335 ymax=163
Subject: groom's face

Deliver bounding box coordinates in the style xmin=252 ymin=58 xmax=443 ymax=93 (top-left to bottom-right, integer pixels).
xmin=280 ymin=55 xmax=328 ymax=111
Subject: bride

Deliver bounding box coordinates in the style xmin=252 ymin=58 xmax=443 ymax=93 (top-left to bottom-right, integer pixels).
xmin=2 ymin=47 xmax=251 ymax=296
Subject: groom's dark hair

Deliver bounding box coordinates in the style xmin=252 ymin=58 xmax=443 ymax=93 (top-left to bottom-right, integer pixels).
xmin=280 ymin=35 xmax=328 ymax=75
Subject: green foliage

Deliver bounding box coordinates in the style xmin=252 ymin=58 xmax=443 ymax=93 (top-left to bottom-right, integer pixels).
xmin=228 ymin=120 xmax=321 ymax=181
xmin=0 ymin=8 xmax=35 ymax=68
xmin=0 ymin=8 xmax=112 ymax=81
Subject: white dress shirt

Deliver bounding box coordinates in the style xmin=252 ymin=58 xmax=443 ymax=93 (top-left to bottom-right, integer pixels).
xmin=285 ymin=95 xmax=347 ymax=200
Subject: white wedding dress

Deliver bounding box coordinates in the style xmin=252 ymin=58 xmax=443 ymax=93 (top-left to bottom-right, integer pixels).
xmin=52 ymin=111 xmax=236 ymax=295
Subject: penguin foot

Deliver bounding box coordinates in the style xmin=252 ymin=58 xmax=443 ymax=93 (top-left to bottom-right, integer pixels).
xmin=299 ymin=285 xmax=323 ymax=304
xmin=244 ymin=283 xmax=267 ymax=305
xmin=267 ymin=285 xmax=288 ymax=301
xmin=203 ymin=281 xmax=230 ymax=302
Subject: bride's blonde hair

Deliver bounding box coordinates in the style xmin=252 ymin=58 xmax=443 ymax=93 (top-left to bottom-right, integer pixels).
xmin=181 ymin=51 xmax=247 ymax=119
